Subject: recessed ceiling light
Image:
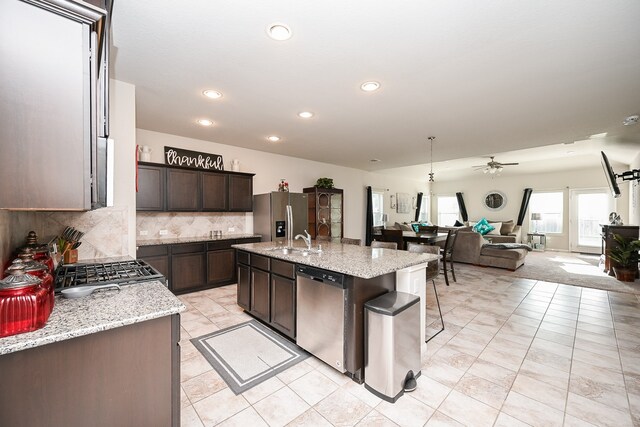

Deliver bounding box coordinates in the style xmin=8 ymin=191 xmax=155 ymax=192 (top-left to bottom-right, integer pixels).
xmin=197 ymin=119 xmax=213 ymax=126
xmin=360 ymin=81 xmax=380 ymax=92
xmin=267 ymin=135 xmax=281 ymax=142
xmin=623 ymin=115 xmax=639 ymax=126
xmin=267 ymin=23 xmax=292 ymax=41
xmin=298 ymin=111 xmax=314 ymax=119
xmin=203 ymin=90 xmax=222 ymax=99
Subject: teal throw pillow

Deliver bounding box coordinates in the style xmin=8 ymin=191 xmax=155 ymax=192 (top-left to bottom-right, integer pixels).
xmin=472 ymin=218 xmax=495 ymax=236
xmin=411 ymin=222 xmax=430 ymax=232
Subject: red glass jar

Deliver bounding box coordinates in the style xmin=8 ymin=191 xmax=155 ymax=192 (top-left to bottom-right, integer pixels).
xmin=0 ymin=261 xmax=53 ymax=338
xmin=13 ymin=252 xmax=55 ymax=311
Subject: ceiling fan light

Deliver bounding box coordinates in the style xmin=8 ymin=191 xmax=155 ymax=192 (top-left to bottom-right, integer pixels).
xmin=483 ymin=168 xmax=489 ymax=174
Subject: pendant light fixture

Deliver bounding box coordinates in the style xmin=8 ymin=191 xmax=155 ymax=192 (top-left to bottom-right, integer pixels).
xmin=428 ymin=136 xmax=435 ymax=182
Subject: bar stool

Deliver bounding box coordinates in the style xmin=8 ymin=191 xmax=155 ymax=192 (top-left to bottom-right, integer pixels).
xmin=441 ymin=229 xmax=459 ymax=286
xmin=406 ymin=242 xmax=445 ymax=343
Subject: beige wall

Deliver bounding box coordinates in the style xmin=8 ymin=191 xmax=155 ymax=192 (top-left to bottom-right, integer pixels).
xmin=0 ymin=211 xmax=10 ymax=274
xmin=431 ymin=165 xmax=631 ymax=251
xmin=630 ymin=152 xmax=640 ymax=226
xmin=136 ymin=129 xmax=425 ymax=241
xmin=110 ymin=79 xmax=137 ymax=256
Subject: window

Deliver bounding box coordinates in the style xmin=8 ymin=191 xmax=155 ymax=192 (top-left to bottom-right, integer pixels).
xmin=418 ymin=193 xmax=430 ymax=222
xmin=437 ymin=195 xmax=459 ymax=226
xmin=372 ymin=190 xmax=384 ymax=227
xmin=529 ymin=191 xmax=563 ymax=233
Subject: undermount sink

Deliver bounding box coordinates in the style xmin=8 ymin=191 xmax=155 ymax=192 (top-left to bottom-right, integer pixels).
xmin=263 ymin=247 xmax=321 ymax=255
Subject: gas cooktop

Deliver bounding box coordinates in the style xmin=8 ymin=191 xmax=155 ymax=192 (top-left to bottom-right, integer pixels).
xmin=54 ymin=260 xmax=165 ymax=291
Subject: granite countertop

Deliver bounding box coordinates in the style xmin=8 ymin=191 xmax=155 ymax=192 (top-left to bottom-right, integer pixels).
xmin=137 ymin=233 xmax=261 ymax=246
xmin=0 ymin=281 xmax=185 ymax=356
xmin=232 ymin=241 xmax=438 ymax=279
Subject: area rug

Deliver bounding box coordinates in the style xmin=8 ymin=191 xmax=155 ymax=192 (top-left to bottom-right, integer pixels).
xmin=191 ymin=320 xmax=309 ymax=394
xmin=455 ymin=251 xmax=640 ymax=295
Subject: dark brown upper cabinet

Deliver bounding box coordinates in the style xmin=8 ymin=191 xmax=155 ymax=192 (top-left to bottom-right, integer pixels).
xmin=166 ymin=169 xmax=199 ymax=211
xmin=229 ymin=174 xmax=253 ymax=212
xmin=136 ymin=165 xmax=165 ymax=211
xmin=201 ymin=172 xmax=229 ymax=211
xmin=136 ymin=162 xmax=254 ymax=212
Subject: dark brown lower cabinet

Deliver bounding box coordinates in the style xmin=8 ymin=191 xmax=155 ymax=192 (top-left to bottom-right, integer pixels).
xmin=137 ymin=245 xmax=170 ymax=280
xmin=0 ymin=315 xmax=180 ymax=427
xmin=250 ymin=268 xmax=270 ymax=322
xmin=138 ymin=238 xmax=259 ymax=295
xmin=171 ymin=243 xmax=207 ymax=293
xmin=270 ymin=273 xmax=296 ymax=338
xmin=237 ymin=253 xmax=296 ymax=339
xmin=237 ymin=262 xmax=251 ymax=310
xmin=206 ymin=241 xmax=236 ymax=286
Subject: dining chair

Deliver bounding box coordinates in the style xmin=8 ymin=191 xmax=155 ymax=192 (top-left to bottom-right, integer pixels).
xmin=406 ymin=242 xmax=444 ymax=343
xmin=371 ymin=240 xmax=397 ymax=249
xmin=316 ymin=235 xmax=331 ymax=241
xmin=440 ymin=229 xmax=459 ymax=286
xmin=417 ymin=225 xmax=439 ymax=234
xmin=341 ymin=237 xmax=361 ymax=245
xmin=381 ymin=228 xmax=404 ymax=250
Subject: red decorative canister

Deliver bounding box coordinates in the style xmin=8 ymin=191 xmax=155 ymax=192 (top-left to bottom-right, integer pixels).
xmin=0 ymin=260 xmax=53 ymax=338
xmin=14 ymin=251 xmax=54 ymax=310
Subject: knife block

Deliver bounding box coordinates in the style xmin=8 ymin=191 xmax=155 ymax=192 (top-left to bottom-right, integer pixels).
xmin=63 ymin=249 xmax=78 ymax=264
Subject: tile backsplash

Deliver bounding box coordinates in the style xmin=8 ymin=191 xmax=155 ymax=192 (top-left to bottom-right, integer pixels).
xmin=9 ymin=207 xmax=129 ymax=261
xmin=0 ymin=211 xmax=11 ymax=272
xmin=136 ymin=212 xmax=249 ymax=239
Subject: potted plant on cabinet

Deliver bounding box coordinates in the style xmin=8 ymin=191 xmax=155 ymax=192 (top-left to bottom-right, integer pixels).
xmin=609 ymin=233 xmax=640 ymax=282
xmin=315 ymin=178 xmax=334 ymax=189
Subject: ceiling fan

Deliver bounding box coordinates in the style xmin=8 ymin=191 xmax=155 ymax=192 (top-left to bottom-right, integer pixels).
xmin=473 ymin=156 xmax=519 ymax=174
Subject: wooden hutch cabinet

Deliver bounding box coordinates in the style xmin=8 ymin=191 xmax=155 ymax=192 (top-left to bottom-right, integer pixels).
xmin=303 ymin=187 xmax=343 ymax=241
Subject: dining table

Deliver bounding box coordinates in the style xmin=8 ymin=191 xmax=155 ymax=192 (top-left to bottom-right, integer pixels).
xmin=372 ymin=231 xmax=448 ymax=249
xmin=401 ymin=232 xmax=448 ymax=246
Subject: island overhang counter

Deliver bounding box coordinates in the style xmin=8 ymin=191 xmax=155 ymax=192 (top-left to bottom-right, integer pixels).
xmin=233 ymin=241 xmax=438 ymax=382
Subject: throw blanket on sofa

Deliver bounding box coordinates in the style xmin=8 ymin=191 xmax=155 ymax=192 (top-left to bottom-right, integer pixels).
xmin=483 ymin=243 xmax=532 ymax=251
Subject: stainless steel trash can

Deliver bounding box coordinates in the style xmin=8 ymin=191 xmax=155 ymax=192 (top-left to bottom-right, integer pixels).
xmin=364 ymin=291 xmax=421 ymax=403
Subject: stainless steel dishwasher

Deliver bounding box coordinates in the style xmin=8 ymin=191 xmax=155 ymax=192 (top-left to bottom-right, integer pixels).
xmin=296 ymin=265 xmax=346 ymax=373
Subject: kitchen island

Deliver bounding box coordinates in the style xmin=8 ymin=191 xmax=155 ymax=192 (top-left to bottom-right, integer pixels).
xmin=0 ymin=281 xmax=185 ymax=427
xmin=233 ymin=241 xmax=437 ymax=382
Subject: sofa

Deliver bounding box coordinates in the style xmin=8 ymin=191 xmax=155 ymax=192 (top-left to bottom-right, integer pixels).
xmin=392 ymin=219 xmax=521 ymax=243
xmin=387 ymin=221 xmax=527 ymax=270
xmin=452 ymin=230 xmax=528 ymax=271
xmin=466 ymin=219 xmax=522 ymax=243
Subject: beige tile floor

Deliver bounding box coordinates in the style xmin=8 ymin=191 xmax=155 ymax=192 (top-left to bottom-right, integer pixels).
xmin=177 ymin=266 xmax=640 ymax=426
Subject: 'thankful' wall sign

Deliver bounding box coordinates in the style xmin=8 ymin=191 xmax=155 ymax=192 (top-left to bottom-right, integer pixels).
xmin=164 ymin=146 xmax=224 ymax=171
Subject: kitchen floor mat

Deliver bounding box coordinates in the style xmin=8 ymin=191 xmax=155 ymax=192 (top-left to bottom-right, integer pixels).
xmin=191 ymin=320 xmax=309 ymax=394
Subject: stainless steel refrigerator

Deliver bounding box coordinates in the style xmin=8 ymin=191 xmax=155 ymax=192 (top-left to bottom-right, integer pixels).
xmin=253 ymin=192 xmax=309 ymax=243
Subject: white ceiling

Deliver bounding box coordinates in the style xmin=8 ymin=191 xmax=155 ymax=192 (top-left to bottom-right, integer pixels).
xmin=111 ymin=0 xmax=640 ymax=173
